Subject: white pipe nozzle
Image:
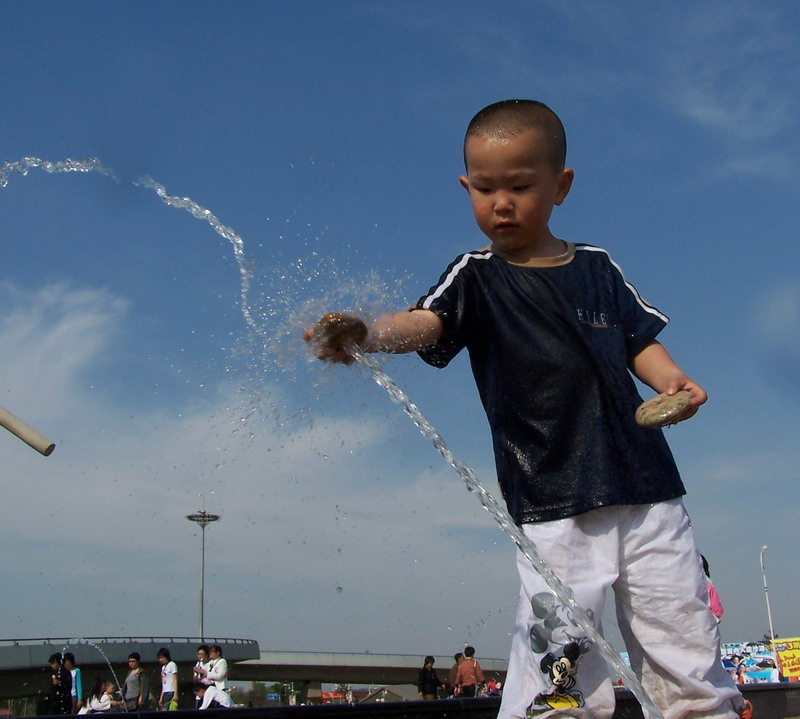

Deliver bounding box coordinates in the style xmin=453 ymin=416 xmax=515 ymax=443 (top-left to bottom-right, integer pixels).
xmin=0 ymin=406 xmax=56 ymax=456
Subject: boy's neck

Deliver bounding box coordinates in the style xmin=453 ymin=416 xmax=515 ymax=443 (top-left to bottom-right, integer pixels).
xmin=491 ymin=232 xmax=567 ymax=266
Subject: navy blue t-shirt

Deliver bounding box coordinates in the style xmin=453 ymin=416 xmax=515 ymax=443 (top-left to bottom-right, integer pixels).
xmin=416 ymin=243 xmax=685 ymax=524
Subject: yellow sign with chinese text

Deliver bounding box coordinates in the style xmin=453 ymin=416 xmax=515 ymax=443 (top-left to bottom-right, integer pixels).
xmin=773 ymin=638 xmax=800 ymax=681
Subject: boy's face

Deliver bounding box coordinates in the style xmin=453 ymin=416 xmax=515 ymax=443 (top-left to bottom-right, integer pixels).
xmin=459 ymin=129 xmax=573 ymax=260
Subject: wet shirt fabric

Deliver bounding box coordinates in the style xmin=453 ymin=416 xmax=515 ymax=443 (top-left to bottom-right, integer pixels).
xmin=416 ymin=242 xmax=685 ymax=524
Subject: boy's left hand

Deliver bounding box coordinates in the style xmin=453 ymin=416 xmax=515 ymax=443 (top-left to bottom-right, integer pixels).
xmin=630 ymin=342 xmax=707 ymax=425
xmin=664 ymin=378 xmax=707 ymax=423
xmin=636 ymin=380 xmax=707 ymax=428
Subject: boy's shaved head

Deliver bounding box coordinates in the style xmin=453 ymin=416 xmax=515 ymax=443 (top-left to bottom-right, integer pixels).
xmin=465 ymin=99 xmax=567 ymax=170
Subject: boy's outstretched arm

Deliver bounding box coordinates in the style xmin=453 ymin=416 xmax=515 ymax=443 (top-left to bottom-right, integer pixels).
xmin=304 ymin=309 xmax=443 ymax=365
xmin=630 ymin=340 xmax=708 ymax=422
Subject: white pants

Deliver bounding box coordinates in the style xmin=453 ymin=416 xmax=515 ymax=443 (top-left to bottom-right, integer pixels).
xmin=498 ymin=499 xmax=743 ymax=719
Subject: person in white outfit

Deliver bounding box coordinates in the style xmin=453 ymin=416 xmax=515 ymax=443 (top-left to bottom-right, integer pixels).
xmin=200 ymin=645 xmax=228 ymax=691
xmin=195 ymin=684 xmax=233 ymax=710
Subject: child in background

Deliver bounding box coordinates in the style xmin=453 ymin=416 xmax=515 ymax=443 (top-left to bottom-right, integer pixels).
xmin=80 ymin=678 xmax=121 ymax=714
xmin=702 ymin=554 xmax=725 ymax=623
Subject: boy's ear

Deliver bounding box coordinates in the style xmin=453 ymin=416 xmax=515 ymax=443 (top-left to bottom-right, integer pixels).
xmin=555 ymin=167 xmax=574 ymax=206
xmin=458 ymin=175 xmax=470 ymax=191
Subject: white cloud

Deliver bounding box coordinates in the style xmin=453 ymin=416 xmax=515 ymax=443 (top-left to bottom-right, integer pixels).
xmin=0 ymin=281 xmax=518 ymax=654
xmin=0 ymin=281 xmax=127 ymax=419
xmin=658 ymin=5 xmax=798 ymax=144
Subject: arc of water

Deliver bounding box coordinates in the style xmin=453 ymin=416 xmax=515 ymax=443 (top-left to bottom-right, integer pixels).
xmin=62 ymin=638 xmax=127 ymax=712
xmin=0 ymin=157 xmax=117 ymax=188
xmin=135 ymin=174 xmax=664 ymax=719
xmin=1 ymin=158 xmax=663 ymax=719
xmin=134 ymin=176 xmax=260 ymax=341
xmin=140 ymin=179 xmax=667 ymax=718
xmin=349 ymin=348 xmax=664 ymax=719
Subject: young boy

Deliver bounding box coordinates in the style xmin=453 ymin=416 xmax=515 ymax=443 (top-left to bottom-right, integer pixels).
xmin=306 ymin=100 xmax=743 ymax=719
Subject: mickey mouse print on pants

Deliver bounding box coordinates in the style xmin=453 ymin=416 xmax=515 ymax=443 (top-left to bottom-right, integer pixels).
xmin=526 ymin=592 xmax=594 ymax=716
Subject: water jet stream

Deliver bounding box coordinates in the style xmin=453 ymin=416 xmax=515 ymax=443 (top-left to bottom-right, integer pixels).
xmin=2 ymin=157 xmax=663 ymax=719
xmin=0 ymin=157 xmax=116 ymax=187
xmin=350 ymin=348 xmax=663 ymax=719
xmin=140 ymin=175 xmax=663 ymax=719
xmin=61 ymin=638 xmax=127 ymax=711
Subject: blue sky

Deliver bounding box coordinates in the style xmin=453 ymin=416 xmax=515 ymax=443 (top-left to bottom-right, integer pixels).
xmin=1 ymin=0 xmax=799 ymax=667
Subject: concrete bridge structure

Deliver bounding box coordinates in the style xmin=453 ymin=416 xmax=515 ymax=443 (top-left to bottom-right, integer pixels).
xmin=235 ymin=650 xmax=508 ymax=687
xmin=0 ymin=637 xmax=259 ymax=700
xmin=5 ymin=640 xmax=800 ymax=719
xmin=0 ymin=638 xmax=508 ymax=701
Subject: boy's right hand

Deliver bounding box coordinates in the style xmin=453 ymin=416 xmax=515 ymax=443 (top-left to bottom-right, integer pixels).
xmin=303 ymin=312 xmax=368 ymax=365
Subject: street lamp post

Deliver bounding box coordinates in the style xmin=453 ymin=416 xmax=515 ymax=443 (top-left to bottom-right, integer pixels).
xmin=187 ymin=509 xmax=221 ymax=638
xmin=760 ymin=545 xmax=776 ymax=646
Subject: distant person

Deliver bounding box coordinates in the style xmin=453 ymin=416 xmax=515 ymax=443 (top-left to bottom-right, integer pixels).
xmin=417 ymin=655 xmax=444 ymax=700
xmin=157 ymin=647 xmax=179 ymax=710
xmin=194 ymin=682 xmax=234 ymax=710
xmin=192 ymin=645 xmax=212 ymax=685
xmin=702 ymin=554 xmax=724 ymax=622
xmin=455 ymin=646 xmax=485 ymax=698
xmin=122 ymin=652 xmax=150 ymax=711
xmin=448 ymin=652 xmax=464 ymax=696
xmin=47 ymin=652 xmax=73 ymax=715
xmin=63 ymin=652 xmax=83 ymax=713
xmin=192 ymin=645 xmax=212 ymax=707
xmin=205 ymin=645 xmax=229 ymax=690
xmin=80 ymin=678 xmax=121 ymax=714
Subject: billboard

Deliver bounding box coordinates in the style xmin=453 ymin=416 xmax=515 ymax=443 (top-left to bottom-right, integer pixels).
xmin=722 ymin=641 xmax=783 ymax=683
xmin=771 ymin=638 xmax=800 ymax=682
